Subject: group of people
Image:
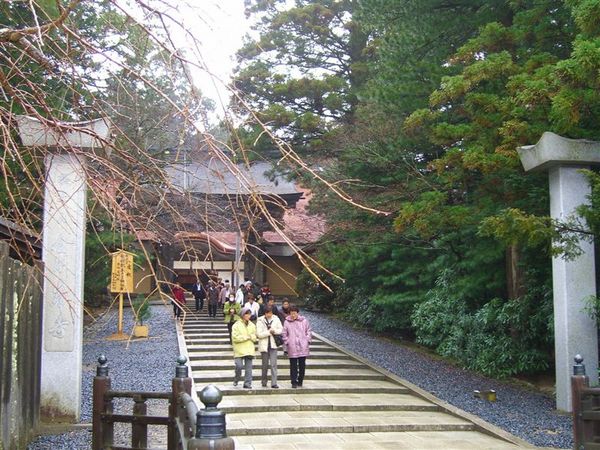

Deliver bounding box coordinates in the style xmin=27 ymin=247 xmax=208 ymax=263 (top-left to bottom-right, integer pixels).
xmin=170 ymin=277 xmax=312 ymax=389
xmin=231 ymin=301 xmax=312 ymax=389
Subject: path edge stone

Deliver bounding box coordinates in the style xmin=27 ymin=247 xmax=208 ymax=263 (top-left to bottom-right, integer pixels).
xmin=175 ymin=319 xmax=201 ymax=407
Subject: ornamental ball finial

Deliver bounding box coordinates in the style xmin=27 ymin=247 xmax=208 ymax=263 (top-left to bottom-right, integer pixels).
xmin=96 ymin=354 xmax=109 ymax=376
xmin=199 ymin=384 xmax=223 ymax=409
xmin=177 ymin=355 xmax=187 ymax=365
xmin=575 ymin=354 xmax=584 ymax=364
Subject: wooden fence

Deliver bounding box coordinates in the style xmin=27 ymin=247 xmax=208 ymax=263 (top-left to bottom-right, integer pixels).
xmin=0 ymin=241 xmax=43 ymax=450
xmin=93 ymin=355 xmax=234 ymax=449
xmin=572 ymin=354 xmax=600 ymax=449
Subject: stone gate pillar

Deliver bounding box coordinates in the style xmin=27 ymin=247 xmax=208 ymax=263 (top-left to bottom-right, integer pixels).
xmin=518 ymin=131 xmax=600 ymax=412
xmin=16 ymin=116 xmax=111 ymax=421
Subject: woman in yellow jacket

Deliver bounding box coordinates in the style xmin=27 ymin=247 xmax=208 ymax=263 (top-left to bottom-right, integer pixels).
xmin=231 ymin=308 xmax=258 ymax=388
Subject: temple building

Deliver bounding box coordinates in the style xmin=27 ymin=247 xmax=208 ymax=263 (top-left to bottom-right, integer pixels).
xmin=129 ymin=157 xmax=325 ymax=297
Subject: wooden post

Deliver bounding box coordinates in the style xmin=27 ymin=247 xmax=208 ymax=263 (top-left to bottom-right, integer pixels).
xmin=132 ymin=394 xmax=148 ymax=448
xmin=572 ymin=354 xmax=588 ymax=450
xmin=170 ymin=356 xmax=193 ymax=449
xmin=92 ymin=355 xmax=112 ymax=450
xmin=118 ymin=292 xmax=124 ymax=335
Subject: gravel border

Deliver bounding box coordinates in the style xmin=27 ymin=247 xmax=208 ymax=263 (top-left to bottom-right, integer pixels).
xmin=303 ymin=310 xmax=572 ymax=449
xmin=28 ymin=304 xmax=179 ymax=449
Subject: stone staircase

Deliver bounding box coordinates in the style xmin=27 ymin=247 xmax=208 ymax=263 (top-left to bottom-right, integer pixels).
xmin=179 ymin=308 xmax=534 ymax=450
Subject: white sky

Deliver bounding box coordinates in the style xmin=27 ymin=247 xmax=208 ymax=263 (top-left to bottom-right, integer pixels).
xmin=175 ymin=1 xmax=251 ymax=113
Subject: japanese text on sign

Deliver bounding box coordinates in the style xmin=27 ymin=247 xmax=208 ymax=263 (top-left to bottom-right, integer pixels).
xmin=110 ymin=251 xmax=134 ymax=293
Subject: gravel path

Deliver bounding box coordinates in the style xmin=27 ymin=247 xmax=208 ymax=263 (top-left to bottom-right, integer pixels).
xmin=28 ymin=304 xmax=179 ymax=449
xmin=303 ymin=310 xmax=572 ymax=449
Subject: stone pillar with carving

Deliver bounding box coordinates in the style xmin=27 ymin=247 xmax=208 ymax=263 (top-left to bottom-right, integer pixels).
xmin=518 ymin=132 xmax=600 ymax=412
xmin=16 ymin=116 xmax=111 ymax=421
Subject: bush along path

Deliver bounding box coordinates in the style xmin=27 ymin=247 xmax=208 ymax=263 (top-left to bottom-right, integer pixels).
xmin=302 ymin=311 xmax=572 ymax=449
xmin=28 ymin=303 xmax=179 ymax=449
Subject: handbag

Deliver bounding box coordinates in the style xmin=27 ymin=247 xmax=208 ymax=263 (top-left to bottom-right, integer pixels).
xmin=266 ymin=319 xmax=283 ymax=347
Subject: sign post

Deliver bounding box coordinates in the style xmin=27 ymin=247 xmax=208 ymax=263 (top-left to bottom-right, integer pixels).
xmin=109 ymin=249 xmax=134 ymax=340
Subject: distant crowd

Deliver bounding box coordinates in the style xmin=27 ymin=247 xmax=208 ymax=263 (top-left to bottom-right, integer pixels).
xmin=170 ymin=279 xmax=312 ymax=389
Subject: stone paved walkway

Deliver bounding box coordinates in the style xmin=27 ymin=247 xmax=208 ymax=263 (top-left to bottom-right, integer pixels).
xmin=179 ymin=306 xmax=536 ymax=450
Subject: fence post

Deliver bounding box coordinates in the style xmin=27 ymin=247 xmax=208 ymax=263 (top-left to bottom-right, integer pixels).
xmin=92 ymin=355 xmax=113 ymax=450
xmin=132 ymin=394 xmax=148 ymax=448
xmin=572 ymin=354 xmax=588 ymax=450
xmin=188 ymin=385 xmax=235 ymax=450
xmin=170 ymin=355 xmax=192 ymax=449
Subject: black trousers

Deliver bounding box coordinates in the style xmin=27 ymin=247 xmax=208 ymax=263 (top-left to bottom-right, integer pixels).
xmin=173 ymin=302 xmax=181 ymax=318
xmin=195 ymin=296 xmax=204 ymax=311
xmin=208 ymin=302 xmax=218 ymax=317
xmin=289 ymin=356 xmax=306 ymax=386
xmin=227 ymin=321 xmax=234 ymax=344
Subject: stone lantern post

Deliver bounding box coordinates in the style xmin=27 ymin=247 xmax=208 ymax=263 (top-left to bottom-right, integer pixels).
xmin=16 ymin=116 xmax=111 ymax=421
xmin=518 ymin=131 xmax=600 ymax=412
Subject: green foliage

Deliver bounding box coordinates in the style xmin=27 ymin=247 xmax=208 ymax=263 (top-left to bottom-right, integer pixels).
xmin=257 ymin=0 xmax=600 ymax=378
xmin=412 ymin=270 xmax=553 ymax=377
xmin=231 ymin=0 xmax=370 ymax=155
xmin=133 ymin=294 xmax=152 ymax=325
xmin=479 ymin=208 xmax=589 ymax=259
xmin=578 ymin=170 xmax=600 ymax=235
xmin=84 ymin=200 xmax=142 ymax=307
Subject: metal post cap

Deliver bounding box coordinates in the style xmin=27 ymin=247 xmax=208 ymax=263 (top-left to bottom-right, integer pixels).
xmin=97 ymin=354 xmax=109 ymax=376
xmin=199 ymin=384 xmax=223 ymax=409
xmin=175 ymin=355 xmax=188 ymax=378
xmin=574 ymin=354 xmax=586 ymax=376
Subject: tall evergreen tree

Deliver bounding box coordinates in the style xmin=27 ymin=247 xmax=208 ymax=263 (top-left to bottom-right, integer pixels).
xmin=231 ymin=0 xmax=369 ymax=156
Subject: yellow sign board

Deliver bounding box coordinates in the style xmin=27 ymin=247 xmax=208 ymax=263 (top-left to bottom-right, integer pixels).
xmin=110 ymin=250 xmax=134 ymax=293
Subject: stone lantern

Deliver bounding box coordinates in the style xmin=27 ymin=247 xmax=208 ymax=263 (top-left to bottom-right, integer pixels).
xmin=16 ymin=116 xmax=111 ymax=421
xmin=518 ymin=131 xmax=600 ymax=412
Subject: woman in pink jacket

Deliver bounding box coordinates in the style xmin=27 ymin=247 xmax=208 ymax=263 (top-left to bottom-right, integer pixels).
xmin=282 ymin=304 xmax=312 ymax=388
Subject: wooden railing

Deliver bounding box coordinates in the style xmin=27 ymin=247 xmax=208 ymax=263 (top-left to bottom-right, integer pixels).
xmin=92 ymin=355 xmax=234 ymax=450
xmin=572 ymin=354 xmax=600 ymax=450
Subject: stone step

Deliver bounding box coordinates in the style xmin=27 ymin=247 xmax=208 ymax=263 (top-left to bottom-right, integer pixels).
xmin=178 ymin=323 xmax=527 ymax=449
xmin=191 ymin=359 xmax=365 ymax=371
xmin=185 ymin=335 xmax=234 ymax=340
xmin=186 ymin=339 xmax=328 ymax=346
xmin=197 ymin=380 xmax=407 ymax=396
xmin=185 ymin=344 xmax=334 ymax=353
xmin=193 ymin=368 xmax=386 ymax=383
xmin=186 ymin=340 xmax=331 ymax=348
xmin=226 ymin=410 xmax=475 ymax=436
xmin=218 ymin=392 xmax=439 ymax=414
xmin=232 ymin=431 xmax=521 ymax=450
xmin=187 ymin=351 xmax=350 ymax=361
xmin=184 ymin=329 xmax=228 ymax=333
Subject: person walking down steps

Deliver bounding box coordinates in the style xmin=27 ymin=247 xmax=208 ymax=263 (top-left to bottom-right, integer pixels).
xmin=223 ymin=294 xmax=240 ymax=344
xmin=256 ymin=306 xmax=283 ymax=388
xmin=232 ymin=308 xmax=258 ymax=389
xmin=207 ymin=280 xmax=220 ymax=318
xmin=171 ymin=282 xmax=186 ymax=321
xmin=282 ymin=304 xmax=312 ymax=388
xmin=191 ymin=278 xmax=206 ymax=312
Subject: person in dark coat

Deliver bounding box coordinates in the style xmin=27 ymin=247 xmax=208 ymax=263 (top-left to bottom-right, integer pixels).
xmin=191 ymin=278 xmax=206 ymax=312
xmin=207 ymin=280 xmax=220 ymax=318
